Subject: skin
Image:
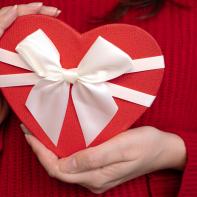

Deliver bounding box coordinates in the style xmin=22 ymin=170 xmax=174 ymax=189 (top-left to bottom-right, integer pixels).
xmin=0 ymin=4 xmax=187 ymax=194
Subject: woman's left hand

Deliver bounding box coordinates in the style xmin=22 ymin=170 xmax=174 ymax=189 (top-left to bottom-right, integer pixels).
xmin=21 ymin=125 xmax=186 ymax=194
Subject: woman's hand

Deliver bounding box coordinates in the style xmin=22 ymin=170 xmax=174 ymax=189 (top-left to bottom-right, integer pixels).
xmin=0 ymin=2 xmax=61 ymax=125
xmin=21 ymin=125 xmax=186 ymax=194
xmin=0 ymin=2 xmax=61 ymax=37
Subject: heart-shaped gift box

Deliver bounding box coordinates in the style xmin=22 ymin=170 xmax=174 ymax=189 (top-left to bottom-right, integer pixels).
xmin=0 ymin=15 xmax=164 ymax=157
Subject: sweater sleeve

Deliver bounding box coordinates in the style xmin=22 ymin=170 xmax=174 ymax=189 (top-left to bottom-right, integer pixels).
xmin=174 ymin=131 xmax=197 ymax=197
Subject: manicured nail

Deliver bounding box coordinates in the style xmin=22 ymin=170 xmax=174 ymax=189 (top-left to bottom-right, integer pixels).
xmin=60 ymin=157 xmax=77 ymax=173
xmin=28 ymin=2 xmax=43 ymax=7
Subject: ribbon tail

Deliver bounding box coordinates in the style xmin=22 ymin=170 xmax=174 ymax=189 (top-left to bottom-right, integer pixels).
xmin=26 ymin=79 xmax=70 ymax=146
xmin=72 ymin=82 xmax=118 ymax=146
xmin=106 ymin=82 xmax=155 ymax=107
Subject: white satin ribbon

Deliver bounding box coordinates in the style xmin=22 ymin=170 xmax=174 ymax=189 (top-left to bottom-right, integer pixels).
xmin=0 ymin=29 xmax=165 ymax=146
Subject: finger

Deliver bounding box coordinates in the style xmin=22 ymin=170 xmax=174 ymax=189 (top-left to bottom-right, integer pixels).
xmin=23 ymin=133 xmax=91 ymax=184
xmin=0 ymin=3 xmax=61 ymax=17
xmin=89 ymin=163 xmax=149 ymax=194
xmin=0 ymin=5 xmax=17 ymax=37
xmin=86 ymin=172 xmax=134 ymax=194
xmin=23 ymin=133 xmax=84 ymax=184
xmin=22 ymin=133 xmax=97 ymax=184
xmin=0 ymin=6 xmax=13 ymax=16
xmin=82 ymin=176 xmax=126 ymax=194
xmin=24 ymin=133 xmax=59 ymax=177
xmin=57 ymin=161 xmax=137 ymax=188
xmin=17 ymin=3 xmax=43 ymax=16
xmin=17 ymin=3 xmax=61 ymax=17
xmin=39 ymin=6 xmax=61 ymax=17
xmin=59 ymin=132 xmax=131 ymax=173
xmin=20 ymin=124 xmax=32 ymax=135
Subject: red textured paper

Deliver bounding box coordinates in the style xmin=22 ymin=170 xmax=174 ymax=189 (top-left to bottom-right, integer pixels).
xmin=0 ymin=15 xmax=164 ymax=157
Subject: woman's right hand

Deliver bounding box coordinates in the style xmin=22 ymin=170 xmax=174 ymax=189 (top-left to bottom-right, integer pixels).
xmin=0 ymin=2 xmax=61 ymax=37
xmin=0 ymin=2 xmax=61 ymax=124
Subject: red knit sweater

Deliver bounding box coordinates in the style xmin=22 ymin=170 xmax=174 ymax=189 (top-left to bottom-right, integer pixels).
xmin=0 ymin=0 xmax=197 ymax=196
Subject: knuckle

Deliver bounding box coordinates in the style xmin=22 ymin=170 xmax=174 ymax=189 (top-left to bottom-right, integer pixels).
xmin=47 ymin=169 xmax=55 ymax=178
xmin=111 ymin=135 xmax=129 ymax=161
xmin=118 ymin=146 xmax=128 ymax=161
xmin=85 ymin=156 xmax=97 ymax=168
xmin=76 ymin=150 xmax=99 ymax=170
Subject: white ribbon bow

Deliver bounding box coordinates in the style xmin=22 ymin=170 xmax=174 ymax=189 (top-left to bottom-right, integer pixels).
xmin=0 ymin=29 xmax=165 ymax=146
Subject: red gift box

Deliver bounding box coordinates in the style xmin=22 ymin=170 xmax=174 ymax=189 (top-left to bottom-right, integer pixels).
xmin=0 ymin=15 xmax=164 ymax=157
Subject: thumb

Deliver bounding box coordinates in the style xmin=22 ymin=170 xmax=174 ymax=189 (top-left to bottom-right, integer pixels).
xmin=59 ymin=132 xmax=129 ymax=174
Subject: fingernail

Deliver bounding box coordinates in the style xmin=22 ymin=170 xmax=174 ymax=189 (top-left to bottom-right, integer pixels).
xmin=11 ymin=5 xmax=18 ymax=11
xmin=24 ymin=134 xmax=30 ymax=143
xmin=20 ymin=124 xmax=31 ymax=135
xmin=60 ymin=157 xmax=77 ymax=173
xmin=24 ymin=133 xmax=29 ymax=139
xmin=56 ymin=10 xmax=61 ymax=16
xmin=28 ymin=2 xmax=43 ymax=7
xmin=20 ymin=123 xmax=25 ymax=133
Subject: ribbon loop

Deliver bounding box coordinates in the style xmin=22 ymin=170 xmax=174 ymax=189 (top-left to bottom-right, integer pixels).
xmin=16 ymin=29 xmax=62 ymax=78
xmin=77 ymin=36 xmax=133 ymax=83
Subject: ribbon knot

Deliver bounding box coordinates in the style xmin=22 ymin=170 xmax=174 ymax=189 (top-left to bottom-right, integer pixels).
xmin=62 ymin=68 xmax=79 ymax=84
